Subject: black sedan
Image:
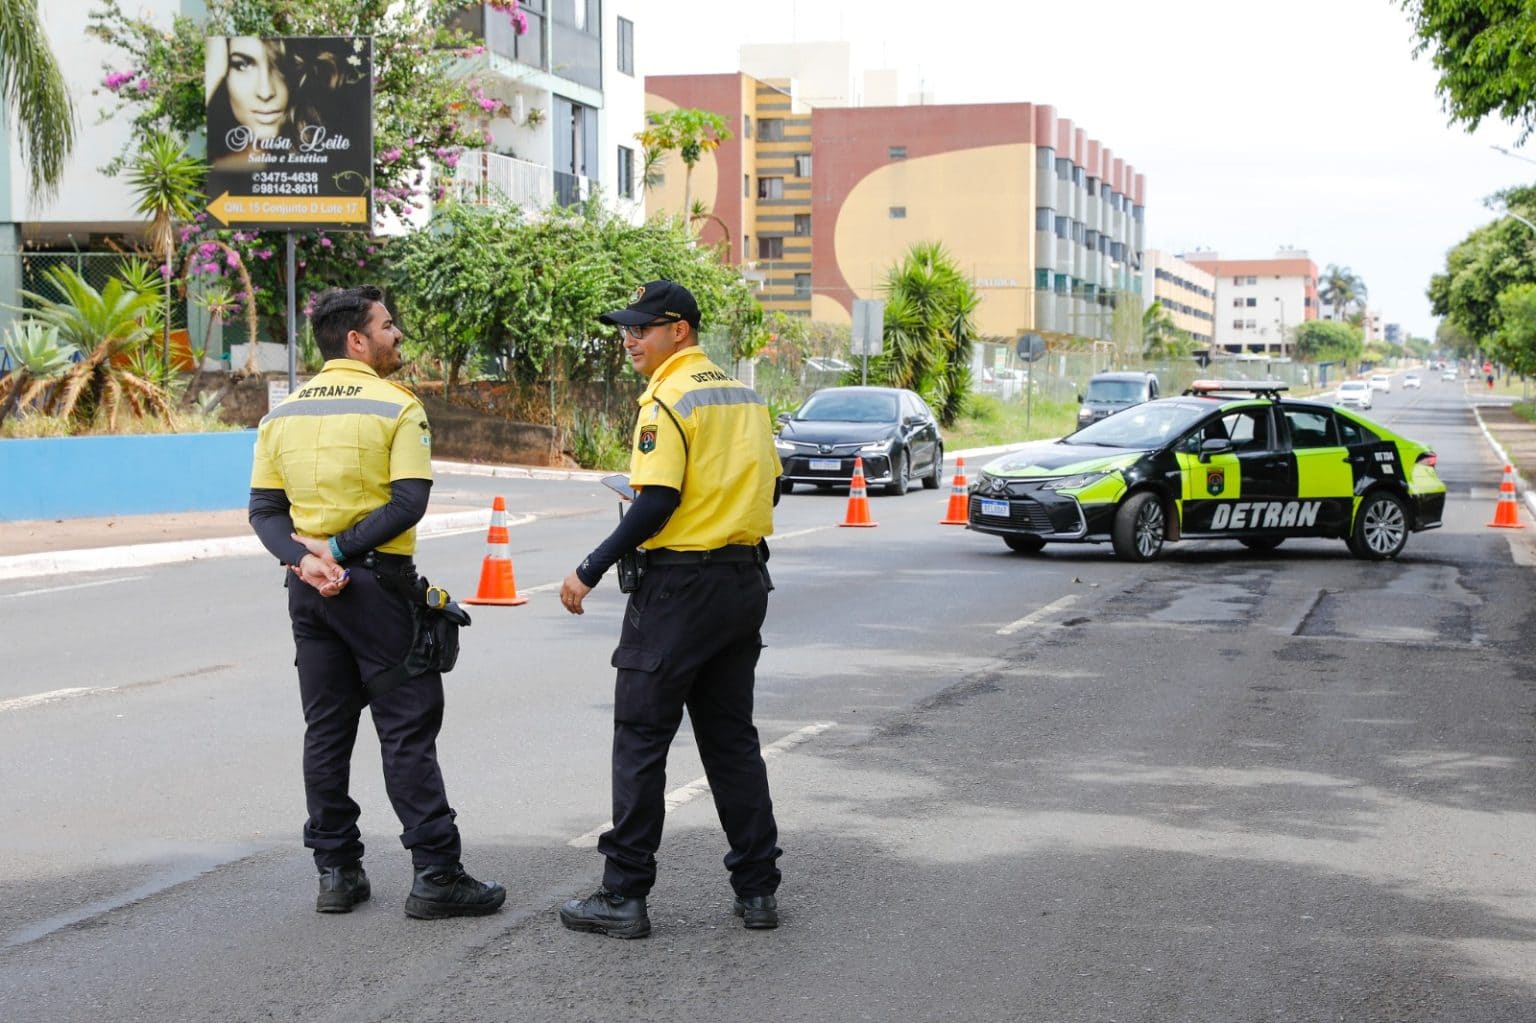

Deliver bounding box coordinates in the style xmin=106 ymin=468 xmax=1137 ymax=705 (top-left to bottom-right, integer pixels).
xmin=775 ymin=386 xmax=944 ymax=496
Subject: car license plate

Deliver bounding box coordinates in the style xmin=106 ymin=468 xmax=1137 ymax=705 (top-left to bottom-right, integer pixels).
xmin=980 ymin=499 xmax=1009 ymax=517
xmin=809 ymin=459 xmax=842 ymax=471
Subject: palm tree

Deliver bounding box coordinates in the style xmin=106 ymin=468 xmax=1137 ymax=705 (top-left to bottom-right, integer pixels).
xmin=21 ymin=263 xmax=171 ymax=428
xmin=1318 ymin=264 xmax=1368 ymax=321
xmin=125 ymin=131 xmax=205 ymax=366
xmin=635 ymin=107 xmax=731 ymax=229
xmin=870 ymin=241 xmax=979 ymax=426
xmin=0 ymin=0 xmax=77 ymax=197
xmin=1141 ymin=299 xmax=1192 ymax=358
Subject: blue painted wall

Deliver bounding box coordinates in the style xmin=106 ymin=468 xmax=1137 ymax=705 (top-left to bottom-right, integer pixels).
xmin=0 ymin=432 xmax=256 ymax=521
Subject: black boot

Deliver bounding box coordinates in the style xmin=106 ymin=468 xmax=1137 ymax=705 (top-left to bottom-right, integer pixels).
xmin=559 ymin=888 xmax=651 ymax=939
xmin=404 ymin=863 xmax=506 ymax=919
xmin=316 ymin=863 xmax=370 ymax=914
xmin=733 ymin=894 xmax=779 ymax=929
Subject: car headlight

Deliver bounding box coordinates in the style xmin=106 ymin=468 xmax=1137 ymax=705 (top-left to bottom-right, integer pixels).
xmin=1041 ymin=471 xmax=1110 ymax=491
xmin=774 ymin=440 xmax=795 ymax=454
xmin=859 ymin=439 xmax=894 ymax=454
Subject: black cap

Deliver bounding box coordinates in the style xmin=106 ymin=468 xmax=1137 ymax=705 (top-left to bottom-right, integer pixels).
xmin=598 ymin=280 xmax=701 ymax=328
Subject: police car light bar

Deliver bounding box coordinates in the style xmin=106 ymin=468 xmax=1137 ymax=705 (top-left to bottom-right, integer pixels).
xmin=1183 ymin=380 xmax=1290 ymax=398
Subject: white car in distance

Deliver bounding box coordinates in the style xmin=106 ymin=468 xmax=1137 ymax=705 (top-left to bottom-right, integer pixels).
xmin=1335 ymin=379 xmax=1373 ymax=410
xmin=1403 ymin=372 xmax=1421 ymax=389
xmin=1368 ymin=373 xmax=1392 ymax=392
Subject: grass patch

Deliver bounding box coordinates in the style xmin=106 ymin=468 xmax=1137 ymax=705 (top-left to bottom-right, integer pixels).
xmin=0 ymin=409 xmax=242 ymax=438
xmin=943 ymin=393 xmax=1079 ymax=451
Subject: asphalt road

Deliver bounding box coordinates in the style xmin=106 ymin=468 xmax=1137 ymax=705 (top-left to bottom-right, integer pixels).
xmin=2 ymin=376 xmax=1534 ymax=1022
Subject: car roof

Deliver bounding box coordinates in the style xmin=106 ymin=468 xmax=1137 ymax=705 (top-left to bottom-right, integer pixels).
xmin=1089 ymin=371 xmax=1157 ymax=381
xmin=808 ymin=385 xmax=909 ymax=397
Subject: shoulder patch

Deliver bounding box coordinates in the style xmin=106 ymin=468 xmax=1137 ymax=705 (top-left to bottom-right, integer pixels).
xmin=638 ymin=425 xmax=657 ymax=453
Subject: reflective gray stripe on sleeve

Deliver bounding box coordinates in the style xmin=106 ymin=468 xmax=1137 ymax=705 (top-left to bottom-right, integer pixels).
xmin=259 ymin=397 xmax=405 ymax=424
xmin=671 ymin=385 xmax=766 ymax=419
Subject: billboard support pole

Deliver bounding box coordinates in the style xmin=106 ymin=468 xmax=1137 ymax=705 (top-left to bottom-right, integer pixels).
xmin=286 ymin=231 xmax=297 ymax=393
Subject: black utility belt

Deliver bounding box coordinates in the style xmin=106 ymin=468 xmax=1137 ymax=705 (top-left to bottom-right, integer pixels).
xmin=360 ymin=550 xmax=414 ymax=571
xmin=643 ymin=544 xmax=764 ymax=567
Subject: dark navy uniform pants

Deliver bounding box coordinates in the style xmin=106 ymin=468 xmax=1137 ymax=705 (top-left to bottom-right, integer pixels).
xmin=599 ymin=561 xmax=782 ymax=898
xmin=287 ymin=560 xmax=460 ymax=869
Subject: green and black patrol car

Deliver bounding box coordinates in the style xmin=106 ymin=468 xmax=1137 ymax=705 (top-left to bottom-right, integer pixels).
xmin=967 ymin=381 xmax=1446 ymax=562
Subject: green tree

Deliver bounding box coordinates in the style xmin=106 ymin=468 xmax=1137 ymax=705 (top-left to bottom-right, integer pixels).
xmin=1292 ymin=319 xmax=1363 ymax=364
xmin=1141 ymin=300 xmax=1193 ymax=358
xmin=859 ymin=242 xmax=978 ymax=426
xmin=1492 ymin=282 xmax=1536 ymax=375
xmin=1404 ymin=0 xmax=1536 ymax=140
xmin=1427 ymin=191 xmax=1536 ymax=342
xmin=0 ymin=320 xmax=77 ymax=425
xmin=387 ymin=198 xmax=759 ymax=391
xmin=0 ymin=0 xmax=76 ymax=197
xmin=1318 ymin=264 xmax=1368 ymax=321
xmin=636 ymin=107 xmax=732 ymax=227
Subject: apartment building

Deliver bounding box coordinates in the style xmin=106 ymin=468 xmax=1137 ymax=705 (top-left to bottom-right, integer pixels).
xmin=1182 ymin=249 xmax=1319 ymax=357
xmin=1141 ymin=250 xmax=1215 ymax=347
xmin=644 ymin=73 xmax=1147 ymax=342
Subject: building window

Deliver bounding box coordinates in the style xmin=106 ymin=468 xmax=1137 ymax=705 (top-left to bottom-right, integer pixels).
xmin=793 ymin=213 xmax=811 ymax=236
xmin=1246 ymin=276 xmax=1257 ymax=285
xmin=1054 ymin=215 xmax=1068 ymax=239
xmin=758 ymin=177 xmax=783 ymax=199
xmin=1233 ymin=319 xmax=1245 ymax=330
xmin=1036 ymin=268 xmax=1052 ymax=289
xmin=1233 ymin=276 xmax=1243 ymax=286
xmin=1233 ymin=298 xmax=1244 ymax=308
xmin=743 ymin=234 xmax=749 ymax=259
xmin=617 ymin=145 xmax=634 ymax=199
xmin=794 ymin=154 xmax=811 ymax=177
xmin=616 ymin=17 xmax=634 ymax=75
xmin=758 ymin=118 xmax=785 ymax=141
xmin=758 ymin=236 xmax=784 ymax=260
xmin=1245 ymin=319 xmax=1257 ymax=328
xmin=1245 ymin=297 xmax=1257 ymax=307
xmin=743 ymin=113 xmax=752 ymax=137
xmin=744 ymin=174 xmax=751 ymax=198
xmin=889 ymin=145 xmax=907 ymax=159
xmin=793 ymin=273 xmax=811 ymax=299
xmin=1036 ymin=207 xmax=1052 ymax=230
xmin=889 ymin=206 xmax=907 ymax=219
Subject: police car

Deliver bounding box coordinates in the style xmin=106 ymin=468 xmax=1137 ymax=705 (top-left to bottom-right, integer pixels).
xmin=967 ymin=381 xmax=1446 ymax=562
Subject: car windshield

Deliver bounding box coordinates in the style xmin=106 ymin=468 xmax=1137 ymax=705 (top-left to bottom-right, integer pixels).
xmin=1065 ymin=401 xmax=1209 ymax=448
xmin=1085 ymin=379 xmax=1145 ymax=403
xmin=1339 ymin=382 xmax=1366 ymax=391
xmin=796 ymin=392 xmax=898 ymax=423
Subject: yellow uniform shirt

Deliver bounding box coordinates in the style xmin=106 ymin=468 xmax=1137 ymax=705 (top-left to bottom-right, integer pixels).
xmin=250 ymin=358 xmax=433 ymax=555
xmin=629 ymin=347 xmax=781 ymax=551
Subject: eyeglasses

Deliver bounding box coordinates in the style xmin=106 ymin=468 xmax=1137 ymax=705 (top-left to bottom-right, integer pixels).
xmin=618 ymin=319 xmax=678 ymax=340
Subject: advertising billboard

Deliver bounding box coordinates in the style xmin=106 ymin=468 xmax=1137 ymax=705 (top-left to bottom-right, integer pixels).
xmin=204 ymin=35 xmax=373 ymax=231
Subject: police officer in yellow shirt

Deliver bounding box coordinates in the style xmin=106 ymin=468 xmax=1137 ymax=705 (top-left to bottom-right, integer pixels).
xmin=248 ymin=285 xmax=504 ymax=918
xmin=558 ymin=280 xmax=783 ymax=939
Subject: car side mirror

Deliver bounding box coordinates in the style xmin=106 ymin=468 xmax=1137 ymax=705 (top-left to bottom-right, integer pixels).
xmin=1076 ymin=393 xmax=1084 ymax=404
xmin=1197 ymin=437 xmax=1232 ymax=464
xmin=775 ymin=412 xmax=791 ymax=425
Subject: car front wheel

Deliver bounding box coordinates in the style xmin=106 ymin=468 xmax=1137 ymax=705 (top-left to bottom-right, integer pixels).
xmin=1348 ymin=490 xmax=1408 ymax=560
xmin=921 ymin=445 xmax=944 ymax=489
xmin=1112 ymin=491 xmax=1165 ymax=562
xmin=885 ymin=449 xmax=909 ymax=496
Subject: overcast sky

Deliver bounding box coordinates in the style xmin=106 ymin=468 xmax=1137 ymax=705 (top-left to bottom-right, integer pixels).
xmin=637 ymin=0 xmax=1529 ymax=338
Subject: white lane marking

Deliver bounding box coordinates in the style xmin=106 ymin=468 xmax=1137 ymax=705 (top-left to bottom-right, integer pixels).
xmin=997 ymin=594 xmax=1079 ymax=636
xmin=567 ymin=720 xmax=837 ymax=848
xmin=0 ymin=686 xmax=118 ymax=715
xmin=0 ymin=575 xmax=146 ymax=599
xmin=773 ymin=527 xmax=830 ymax=540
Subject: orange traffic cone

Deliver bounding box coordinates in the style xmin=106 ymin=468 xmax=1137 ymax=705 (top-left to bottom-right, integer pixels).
xmin=463 ymin=496 xmax=529 ymax=604
xmin=1488 ymin=464 xmax=1525 ymax=529
xmin=839 ymin=456 xmax=878 ymax=527
xmin=940 ymin=456 xmax=970 ymax=525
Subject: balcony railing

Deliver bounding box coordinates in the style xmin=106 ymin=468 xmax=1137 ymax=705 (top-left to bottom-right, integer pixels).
xmin=453 ymin=151 xmax=554 ymax=209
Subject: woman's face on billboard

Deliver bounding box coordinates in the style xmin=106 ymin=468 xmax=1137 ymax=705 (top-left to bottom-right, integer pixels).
xmin=226 ymin=37 xmax=290 ymax=139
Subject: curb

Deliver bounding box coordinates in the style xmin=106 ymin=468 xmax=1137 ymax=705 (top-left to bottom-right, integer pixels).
xmin=0 ymin=509 xmax=534 ymax=583
xmin=1469 ymin=405 xmax=1536 ymax=520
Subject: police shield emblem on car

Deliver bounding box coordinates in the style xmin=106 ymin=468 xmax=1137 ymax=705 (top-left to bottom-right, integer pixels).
xmin=1206 ymin=469 xmax=1224 ymax=496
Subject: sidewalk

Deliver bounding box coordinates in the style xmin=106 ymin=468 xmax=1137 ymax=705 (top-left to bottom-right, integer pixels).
xmin=0 ymin=460 xmax=603 ymax=580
